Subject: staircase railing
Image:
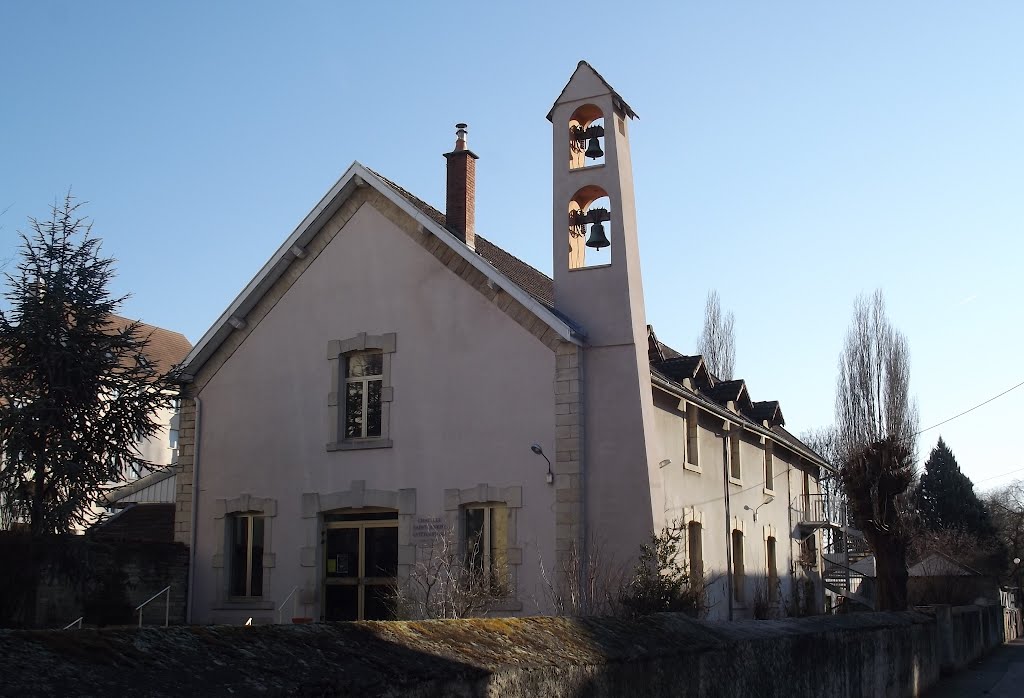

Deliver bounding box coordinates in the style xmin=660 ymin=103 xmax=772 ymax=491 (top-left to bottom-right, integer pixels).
xmin=136 ymin=585 xmax=171 ymax=628
xmin=278 ymin=586 xmax=299 ymax=624
xmin=62 ymin=616 xmax=83 ymax=630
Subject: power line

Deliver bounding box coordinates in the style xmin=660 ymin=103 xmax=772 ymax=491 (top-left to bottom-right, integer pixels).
xmin=915 ymin=378 xmax=1024 ymax=437
xmin=976 ymin=466 xmax=1024 ymax=485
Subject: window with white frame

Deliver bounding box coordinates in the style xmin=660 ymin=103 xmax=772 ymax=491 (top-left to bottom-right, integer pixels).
xmin=229 ymin=514 xmax=265 ymax=598
xmin=327 ymin=333 xmax=395 ymax=451
xmin=732 ymin=529 xmax=745 ymax=603
xmin=464 ymin=503 xmax=509 ymax=595
xmin=763 ymin=442 xmax=774 ymax=491
xmin=685 ymin=403 xmax=700 ymax=468
xmin=729 ymin=431 xmax=742 ymax=481
xmin=344 ymin=350 xmax=384 ymax=439
xmin=766 ymin=536 xmax=778 ymax=602
xmin=688 ymin=521 xmax=704 ymax=581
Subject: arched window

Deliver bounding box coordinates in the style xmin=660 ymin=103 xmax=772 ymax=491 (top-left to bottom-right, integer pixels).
xmin=569 ymin=104 xmax=605 ymax=170
xmin=568 ymin=186 xmax=612 ymax=270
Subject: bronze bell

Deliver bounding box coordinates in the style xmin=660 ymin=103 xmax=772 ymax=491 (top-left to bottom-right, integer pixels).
xmin=585 ymin=221 xmax=610 ymax=249
xmin=584 ymin=136 xmax=604 ymax=160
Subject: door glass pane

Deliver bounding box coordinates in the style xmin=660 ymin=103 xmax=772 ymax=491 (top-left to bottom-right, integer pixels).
xmin=324 ymin=585 xmax=359 ymax=622
xmin=345 ymin=382 xmax=364 ymax=438
xmin=364 ymin=584 xmax=396 ymax=620
xmin=229 ymin=517 xmax=249 ymax=596
xmin=465 ymin=508 xmax=485 ymax=574
xmin=326 ymin=528 xmax=359 ymax=578
xmin=251 ymin=517 xmax=265 ymax=597
xmin=364 ymin=526 xmax=398 ymax=578
xmin=489 ymin=507 xmax=508 ymax=576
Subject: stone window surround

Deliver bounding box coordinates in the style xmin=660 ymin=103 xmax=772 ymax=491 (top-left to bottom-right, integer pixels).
xmin=444 ymin=483 xmax=524 ymax=612
xmin=326 ymin=332 xmax=396 ymax=451
xmin=300 ymin=481 xmax=417 ymax=615
xmin=212 ymin=494 xmax=277 ymax=610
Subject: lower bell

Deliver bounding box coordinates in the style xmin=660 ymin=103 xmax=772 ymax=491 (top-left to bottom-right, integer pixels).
xmin=585 ymin=136 xmax=604 ymax=160
xmin=585 ymin=221 xmax=610 ymax=249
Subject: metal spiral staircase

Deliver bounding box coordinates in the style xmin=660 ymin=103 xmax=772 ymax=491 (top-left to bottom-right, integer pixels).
xmin=794 ymin=494 xmax=875 ymax=611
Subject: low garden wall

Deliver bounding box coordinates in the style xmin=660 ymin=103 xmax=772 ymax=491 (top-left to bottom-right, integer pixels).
xmin=0 ymin=604 xmax=1014 ymax=696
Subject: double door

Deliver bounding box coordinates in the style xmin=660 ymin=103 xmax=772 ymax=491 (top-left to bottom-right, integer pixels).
xmin=322 ymin=513 xmax=398 ymax=621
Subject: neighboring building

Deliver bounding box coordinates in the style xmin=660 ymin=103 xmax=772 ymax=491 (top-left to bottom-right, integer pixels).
xmin=92 ymin=316 xmax=191 ymax=532
xmin=173 ymin=62 xmax=831 ymax=624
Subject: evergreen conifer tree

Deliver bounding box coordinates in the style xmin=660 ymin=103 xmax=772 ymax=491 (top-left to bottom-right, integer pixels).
xmin=915 ymin=437 xmax=995 ymax=538
xmin=0 ymin=195 xmax=177 ymax=535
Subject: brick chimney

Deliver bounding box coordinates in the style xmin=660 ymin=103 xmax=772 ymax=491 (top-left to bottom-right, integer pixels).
xmin=443 ymin=122 xmax=479 ymax=249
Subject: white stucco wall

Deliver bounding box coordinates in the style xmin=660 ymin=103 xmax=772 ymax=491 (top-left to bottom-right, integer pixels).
xmin=192 ymin=203 xmax=558 ymax=623
xmin=651 ymin=388 xmax=824 ymax=621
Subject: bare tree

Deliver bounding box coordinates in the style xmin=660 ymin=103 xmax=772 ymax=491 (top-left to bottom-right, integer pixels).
xmin=697 ymin=290 xmax=736 ymax=380
xmin=834 ymin=289 xmax=919 ymax=611
xmin=985 ymin=481 xmax=1024 ymax=591
xmin=536 ymin=534 xmax=625 ymax=617
xmin=393 ymin=524 xmax=508 ymax=620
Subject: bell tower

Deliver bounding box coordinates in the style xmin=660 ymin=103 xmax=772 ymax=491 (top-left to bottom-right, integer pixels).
xmin=548 ymin=62 xmax=659 ymax=563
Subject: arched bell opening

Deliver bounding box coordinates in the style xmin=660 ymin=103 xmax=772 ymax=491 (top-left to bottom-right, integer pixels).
xmin=569 ymin=104 xmax=605 ymax=170
xmin=568 ymin=186 xmax=612 ymax=269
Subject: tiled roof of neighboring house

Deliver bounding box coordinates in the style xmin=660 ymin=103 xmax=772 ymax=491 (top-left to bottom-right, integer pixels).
xmin=106 ymin=315 xmax=192 ymax=375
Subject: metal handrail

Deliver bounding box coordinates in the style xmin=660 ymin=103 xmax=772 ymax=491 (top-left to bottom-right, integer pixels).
xmin=136 ymin=585 xmax=171 ymax=628
xmin=62 ymin=617 xmax=83 ymax=630
xmin=278 ymin=586 xmax=299 ymax=624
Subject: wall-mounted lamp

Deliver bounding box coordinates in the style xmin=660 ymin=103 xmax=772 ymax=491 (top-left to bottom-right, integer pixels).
xmin=659 ymin=459 xmax=672 ymax=468
xmin=744 ymin=495 xmax=775 ymax=522
xmin=531 ymin=444 xmax=554 ymax=484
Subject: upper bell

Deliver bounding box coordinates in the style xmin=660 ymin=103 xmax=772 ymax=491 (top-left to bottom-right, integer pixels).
xmin=584 ymin=136 xmax=604 ymax=160
xmin=585 ymin=221 xmax=610 ymax=249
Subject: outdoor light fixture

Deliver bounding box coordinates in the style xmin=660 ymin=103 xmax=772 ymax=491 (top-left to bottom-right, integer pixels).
xmin=659 ymin=459 xmax=672 ymax=467
xmin=744 ymin=495 xmax=775 ymax=522
xmin=531 ymin=443 xmax=554 ymax=484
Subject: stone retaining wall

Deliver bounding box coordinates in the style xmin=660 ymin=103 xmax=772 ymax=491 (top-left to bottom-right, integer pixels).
xmin=0 ymin=606 xmax=1015 ymax=697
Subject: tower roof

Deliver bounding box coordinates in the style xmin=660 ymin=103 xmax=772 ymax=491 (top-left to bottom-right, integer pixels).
xmin=546 ymin=61 xmax=639 ymax=122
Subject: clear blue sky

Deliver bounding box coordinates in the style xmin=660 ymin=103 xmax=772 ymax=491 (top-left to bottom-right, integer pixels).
xmin=2 ymin=2 xmax=1022 ymax=489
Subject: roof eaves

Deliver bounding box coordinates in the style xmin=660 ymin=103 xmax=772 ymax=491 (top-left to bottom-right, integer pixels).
xmin=180 ymin=163 xmax=582 ymax=378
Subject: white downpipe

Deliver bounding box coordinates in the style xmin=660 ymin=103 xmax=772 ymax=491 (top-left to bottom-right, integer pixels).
xmin=186 ymin=396 xmax=202 ymax=625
